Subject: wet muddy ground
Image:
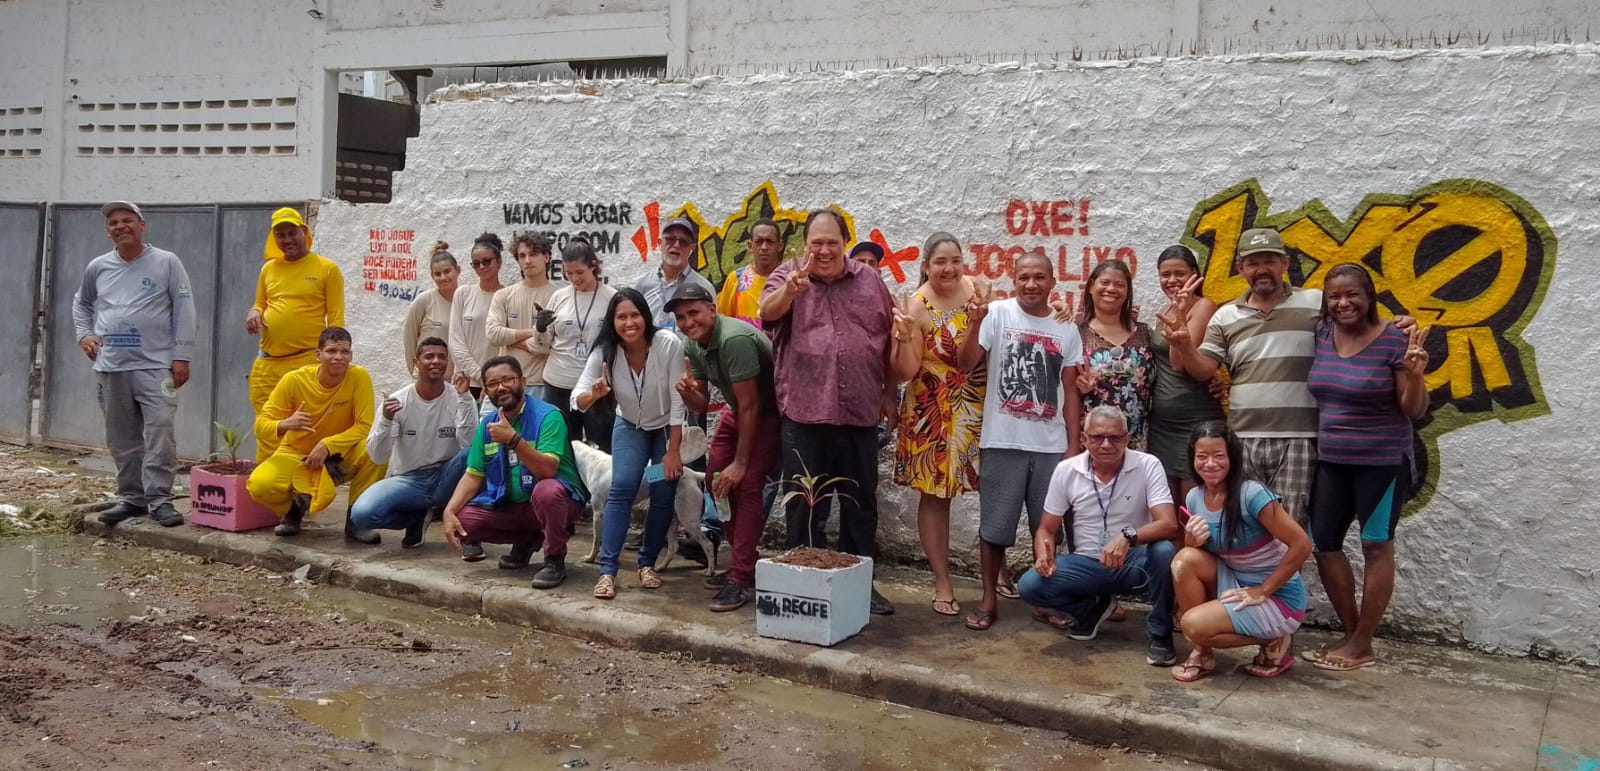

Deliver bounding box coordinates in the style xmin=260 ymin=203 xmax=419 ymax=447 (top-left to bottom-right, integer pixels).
xmin=0 ymin=537 xmax=1200 ymax=770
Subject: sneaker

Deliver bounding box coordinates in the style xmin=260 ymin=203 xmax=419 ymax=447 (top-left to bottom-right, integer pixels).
xmin=401 ymin=518 xmax=425 ymax=549
xmin=1146 ymin=635 xmax=1178 ymax=667
xmin=703 ymin=572 xmax=729 ymax=591
xmin=498 ymin=540 xmax=535 ymax=570
xmin=147 ymin=503 xmax=184 ymax=528
xmin=1067 ymin=595 xmax=1116 ymax=641
xmin=98 ymin=502 xmax=146 ymax=526
xmin=531 ymin=558 xmax=567 ymax=589
xmin=709 ymin=581 xmax=751 ymax=612
xmin=344 ymin=510 xmax=380 ymax=545
xmin=460 ymin=541 xmax=486 ymax=562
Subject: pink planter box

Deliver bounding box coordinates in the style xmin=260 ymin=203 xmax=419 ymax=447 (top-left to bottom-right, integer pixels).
xmin=188 ymin=464 xmax=279 ymax=532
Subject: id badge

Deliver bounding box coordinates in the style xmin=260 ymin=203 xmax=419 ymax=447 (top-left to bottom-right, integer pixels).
xmin=574 ymin=339 xmax=590 ymax=358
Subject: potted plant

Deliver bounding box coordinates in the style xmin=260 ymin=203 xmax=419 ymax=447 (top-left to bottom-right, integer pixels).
xmin=188 ymin=423 xmax=278 ymax=532
xmin=753 ymin=462 xmax=873 ymax=647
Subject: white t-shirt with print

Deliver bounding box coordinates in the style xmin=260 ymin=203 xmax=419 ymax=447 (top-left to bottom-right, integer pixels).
xmin=977 ymin=298 xmax=1084 ymax=453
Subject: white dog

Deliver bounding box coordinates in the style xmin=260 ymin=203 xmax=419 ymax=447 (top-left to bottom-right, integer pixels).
xmin=571 ymin=427 xmax=719 ymax=576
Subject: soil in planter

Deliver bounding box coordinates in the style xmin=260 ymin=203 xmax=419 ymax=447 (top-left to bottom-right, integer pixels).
xmin=196 ymin=460 xmax=256 ymax=476
xmin=773 ymin=547 xmax=861 ymax=570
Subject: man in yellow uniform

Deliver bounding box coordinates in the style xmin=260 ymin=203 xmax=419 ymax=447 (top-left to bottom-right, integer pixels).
xmin=247 ymin=207 xmax=345 ymax=461
xmin=247 ymin=326 xmax=384 ymax=542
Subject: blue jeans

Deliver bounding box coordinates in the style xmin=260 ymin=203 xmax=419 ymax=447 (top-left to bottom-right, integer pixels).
xmin=1018 ymin=541 xmax=1177 ymax=639
xmin=599 ymin=418 xmax=679 ymax=575
xmin=349 ymin=449 xmax=469 ymax=531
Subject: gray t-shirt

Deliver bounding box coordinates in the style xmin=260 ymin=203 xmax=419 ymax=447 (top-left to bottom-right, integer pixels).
xmin=71 ymin=245 xmax=197 ymax=373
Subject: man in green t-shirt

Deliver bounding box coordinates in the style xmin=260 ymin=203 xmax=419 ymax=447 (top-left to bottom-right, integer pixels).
xmin=670 ymin=283 xmax=781 ymax=612
xmin=442 ymin=356 xmax=588 ymax=589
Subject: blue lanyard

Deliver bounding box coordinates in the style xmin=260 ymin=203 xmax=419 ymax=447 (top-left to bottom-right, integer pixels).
xmin=1091 ymin=459 xmax=1124 ymax=546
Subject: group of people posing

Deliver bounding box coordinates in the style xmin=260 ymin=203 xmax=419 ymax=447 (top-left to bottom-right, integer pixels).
xmin=74 ymin=201 xmax=1429 ymax=681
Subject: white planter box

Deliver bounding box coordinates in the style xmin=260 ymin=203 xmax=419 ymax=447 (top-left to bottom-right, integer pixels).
xmin=754 ymin=554 xmax=872 ymax=647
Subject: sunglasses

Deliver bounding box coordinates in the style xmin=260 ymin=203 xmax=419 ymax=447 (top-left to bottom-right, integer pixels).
xmin=471 ymin=259 xmax=497 ymax=269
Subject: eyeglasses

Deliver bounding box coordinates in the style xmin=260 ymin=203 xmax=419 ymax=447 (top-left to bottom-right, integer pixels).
xmin=1085 ymin=433 xmax=1128 ymax=445
xmin=471 ymin=259 xmax=497 ymax=269
xmin=662 ymin=236 xmax=694 ymax=247
xmin=483 ymin=377 xmax=522 ymax=390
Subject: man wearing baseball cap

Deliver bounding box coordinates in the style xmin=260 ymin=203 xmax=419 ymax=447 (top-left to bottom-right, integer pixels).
xmin=1163 ymin=227 xmax=1415 ymax=527
xmin=636 ymin=216 xmax=715 ymax=331
xmin=849 ymin=241 xmax=885 ymax=269
xmin=669 ymin=282 xmax=781 ymax=612
xmin=246 ymin=207 xmax=345 ymax=461
xmin=72 ymin=202 xmax=197 ymax=527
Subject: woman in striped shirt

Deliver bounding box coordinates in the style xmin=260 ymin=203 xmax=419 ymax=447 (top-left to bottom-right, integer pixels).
xmin=1170 ymin=422 xmax=1314 ymax=682
xmin=1304 ymin=263 xmax=1430 ymax=672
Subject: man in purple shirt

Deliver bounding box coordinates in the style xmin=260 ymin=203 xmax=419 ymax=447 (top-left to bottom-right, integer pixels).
xmin=759 ymin=209 xmax=904 ymax=615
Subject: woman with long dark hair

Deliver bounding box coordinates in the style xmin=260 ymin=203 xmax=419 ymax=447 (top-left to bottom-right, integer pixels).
xmin=532 ymin=237 xmax=618 ymax=450
xmin=1304 ymin=263 xmax=1429 ymax=671
xmin=1074 ymin=259 xmax=1155 ymax=448
xmin=1148 ymin=245 xmax=1226 ymax=502
xmin=888 ymin=232 xmax=988 ymax=617
xmin=573 ymin=287 xmax=686 ymax=598
xmin=1169 ymin=421 xmax=1314 ymax=682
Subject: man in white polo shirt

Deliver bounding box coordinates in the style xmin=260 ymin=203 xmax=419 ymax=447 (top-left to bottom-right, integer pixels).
xmin=349 ymin=337 xmax=477 ymax=548
xmin=1017 ymin=405 xmax=1182 ymax=666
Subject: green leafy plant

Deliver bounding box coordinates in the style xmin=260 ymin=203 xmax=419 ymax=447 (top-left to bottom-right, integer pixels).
xmin=775 ymin=457 xmax=859 ymax=550
xmin=202 ymin=422 xmax=253 ymax=474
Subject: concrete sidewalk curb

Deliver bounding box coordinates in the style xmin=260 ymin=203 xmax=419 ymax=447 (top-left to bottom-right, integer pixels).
xmin=85 ymin=519 xmax=1459 ymax=771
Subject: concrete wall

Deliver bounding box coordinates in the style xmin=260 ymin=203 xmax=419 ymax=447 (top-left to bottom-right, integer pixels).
xmin=1 ymin=0 xmax=1593 ymax=204
xmin=308 ymin=45 xmax=1600 ymax=663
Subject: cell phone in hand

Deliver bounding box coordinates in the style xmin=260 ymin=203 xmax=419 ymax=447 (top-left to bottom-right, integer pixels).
xmin=643 ymin=463 xmax=666 ymax=484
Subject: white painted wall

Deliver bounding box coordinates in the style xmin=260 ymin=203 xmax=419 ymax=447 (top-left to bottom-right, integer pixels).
xmin=309 ymin=45 xmax=1600 ymax=663
xmin=1 ymin=0 xmax=1593 ymax=204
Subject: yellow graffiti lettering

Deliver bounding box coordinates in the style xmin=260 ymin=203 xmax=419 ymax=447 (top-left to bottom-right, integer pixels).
xmin=1184 ymin=179 xmax=1555 ymax=515
xmin=1427 ymin=326 xmax=1514 ymax=400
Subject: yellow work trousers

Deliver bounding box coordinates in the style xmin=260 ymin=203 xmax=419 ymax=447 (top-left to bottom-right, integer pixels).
xmin=245 ymin=447 xmax=385 ymax=517
xmin=248 ymin=351 xmax=317 ymax=461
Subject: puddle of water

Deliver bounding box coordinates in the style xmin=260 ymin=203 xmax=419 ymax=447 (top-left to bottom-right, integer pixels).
xmin=258 ymin=664 xmax=720 ymax=770
xmin=0 ymin=536 xmax=139 ymax=629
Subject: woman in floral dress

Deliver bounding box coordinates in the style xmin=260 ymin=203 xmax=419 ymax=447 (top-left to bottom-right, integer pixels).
xmin=890 ymin=233 xmax=987 ymax=617
xmin=1075 ymin=259 xmax=1154 ymax=448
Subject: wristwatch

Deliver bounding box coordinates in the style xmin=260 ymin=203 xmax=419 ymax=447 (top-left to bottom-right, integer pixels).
xmin=1121 ymin=526 xmax=1139 ymax=546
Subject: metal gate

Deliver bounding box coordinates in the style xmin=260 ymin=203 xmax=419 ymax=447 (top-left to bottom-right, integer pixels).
xmin=0 ymin=203 xmax=44 ymax=443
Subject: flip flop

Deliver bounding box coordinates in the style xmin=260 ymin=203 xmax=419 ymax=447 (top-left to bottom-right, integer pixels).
xmin=1243 ymin=653 xmax=1298 ymax=678
xmin=964 ymin=609 xmax=997 ymax=631
xmin=1171 ymin=660 xmax=1216 ymax=683
xmin=1313 ymin=655 xmax=1376 ymax=672
xmin=1302 ymin=645 xmax=1332 ymax=664
xmin=996 ymin=582 xmax=1020 ymax=600
xmin=1031 ymin=608 xmax=1073 ymax=631
xmin=931 ymin=597 xmax=961 ymax=617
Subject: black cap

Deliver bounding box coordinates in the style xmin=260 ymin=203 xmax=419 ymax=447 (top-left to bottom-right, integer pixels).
xmin=664 ymin=281 xmax=716 ymax=312
xmin=662 ymin=217 xmax=698 ymax=242
xmin=849 ymin=241 xmax=885 ymax=261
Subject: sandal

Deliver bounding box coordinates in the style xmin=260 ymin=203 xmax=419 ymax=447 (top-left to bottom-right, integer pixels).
xmin=1242 ymin=637 xmax=1297 ymax=678
xmin=1313 ymin=653 xmax=1376 ymax=672
xmin=1171 ymin=652 xmax=1216 ymax=683
xmin=638 ymin=567 xmax=663 ymax=590
xmin=1031 ymin=608 xmax=1073 ymax=631
xmin=996 ymin=579 xmax=1020 ymax=600
xmin=593 ymin=574 xmax=617 ymax=600
xmin=1109 ymin=601 xmax=1127 ymax=623
xmin=931 ymin=597 xmax=961 ymax=616
xmin=964 ymin=609 xmax=997 ymax=631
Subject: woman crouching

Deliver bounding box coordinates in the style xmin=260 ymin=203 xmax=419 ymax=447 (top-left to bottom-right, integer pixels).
xmin=1170 ymin=421 xmax=1314 ymax=682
